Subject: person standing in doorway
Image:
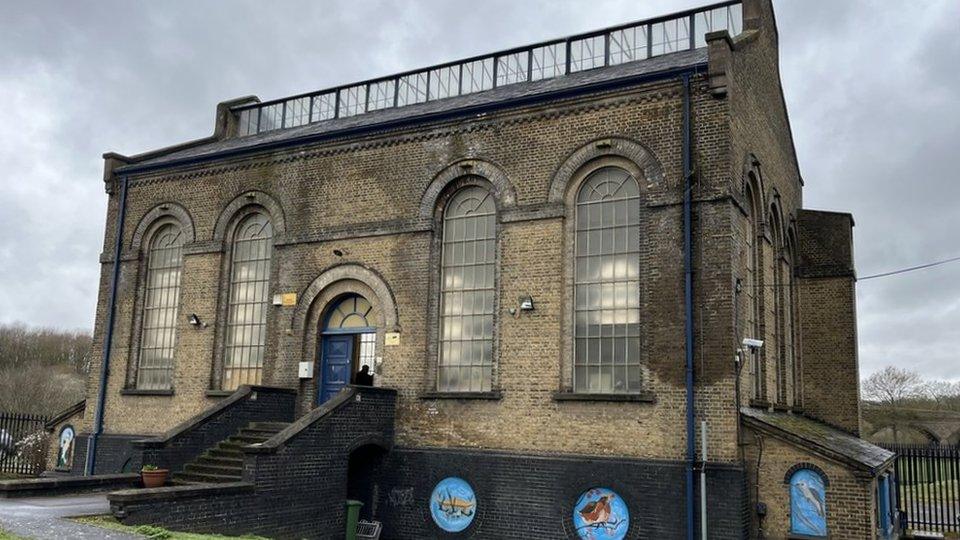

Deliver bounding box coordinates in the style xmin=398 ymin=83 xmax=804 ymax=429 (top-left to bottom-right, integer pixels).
xmin=355 ymin=365 xmax=374 ymax=386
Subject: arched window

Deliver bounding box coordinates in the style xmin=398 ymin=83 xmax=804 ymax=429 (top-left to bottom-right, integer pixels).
xmin=744 ymin=181 xmax=763 ymax=400
xmin=438 ymin=186 xmax=496 ymax=392
xmin=789 ymin=468 xmax=828 ymax=537
xmin=324 ymin=294 xmax=377 ymax=372
xmin=783 ymin=234 xmax=797 ymax=407
xmin=574 ymin=167 xmax=641 ymax=393
xmin=770 ymin=208 xmax=787 ymax=404
xmin=222 ymin=213 xmax=273 ymax=390
xmin=136 ymin=223 xmax=185 ymax=390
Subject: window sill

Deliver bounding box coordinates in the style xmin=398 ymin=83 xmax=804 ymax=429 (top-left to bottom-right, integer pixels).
xmin=205 ymin=390 xmax=234 ymax=398
xmin=552 ymin=391 xmax=656 ymax=403
xmin=120 ymin=388 xmax=174 ymax=396
xmin=748 ymin=399 xmax=772 ymax=409
xmin=419 ymin=391 xmax=503 ymax=401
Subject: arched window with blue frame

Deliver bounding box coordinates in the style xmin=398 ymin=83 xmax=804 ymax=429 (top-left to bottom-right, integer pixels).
xmin=789 ymin=467 xmax=828 ymax=537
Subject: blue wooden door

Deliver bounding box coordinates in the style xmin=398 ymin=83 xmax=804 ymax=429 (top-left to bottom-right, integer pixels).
xmin=320 ymin=335 xmax=354 ymax=404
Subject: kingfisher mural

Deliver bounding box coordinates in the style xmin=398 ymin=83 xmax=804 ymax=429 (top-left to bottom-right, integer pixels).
xmin=429 ymin=477 xmax=477 ymax=532
xmin=789 ymin=469 xmax=828 ymax=537
xmin=573 ymin=487 xmax=629 ymax=540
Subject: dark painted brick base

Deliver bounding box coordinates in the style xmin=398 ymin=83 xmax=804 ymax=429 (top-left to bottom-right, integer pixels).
xmin=367 ymin=447 xmax=747 ymax=539
xmin=109 ymin=387 xmax=746 ymax=539
xmin=72 ymin=433 xmax=148 ymax=475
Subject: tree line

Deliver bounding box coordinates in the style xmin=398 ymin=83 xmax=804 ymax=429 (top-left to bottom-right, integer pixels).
xmin=0 ymin=323 xmax=91 ymax=416
xmin=862 ymin=365 xmax=960 ymax=411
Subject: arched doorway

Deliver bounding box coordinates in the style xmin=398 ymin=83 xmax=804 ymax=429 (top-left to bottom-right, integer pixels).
xmin=318 ymin=294 xmax=378 ymax=404
xmin=347 ymin=443 xmax=388 ymax=523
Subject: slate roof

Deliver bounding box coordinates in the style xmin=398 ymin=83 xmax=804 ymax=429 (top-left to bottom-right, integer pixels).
xmin=741 ymin=407 xmax=896 ymax=474
xmin=118 ymin=48 xmax=707 ymax=173
xmin=44 ymin=400 xmax=86 ymax=431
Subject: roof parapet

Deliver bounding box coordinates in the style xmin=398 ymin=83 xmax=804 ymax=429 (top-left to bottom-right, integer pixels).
xmin=230 ymin=1 xmax=743 ymax=139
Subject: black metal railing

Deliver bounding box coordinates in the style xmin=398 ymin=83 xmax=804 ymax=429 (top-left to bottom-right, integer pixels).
xmin=232 ymin=1 xmax=742 ymax=137
xmin=883 ymin=443 xmax=960 ymax=534
xmin=0 ymin=412 xmax=49 ymax=477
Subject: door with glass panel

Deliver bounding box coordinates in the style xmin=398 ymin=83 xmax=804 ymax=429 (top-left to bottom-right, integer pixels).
xmin=318 ymin=294 xmax=377 ymax=404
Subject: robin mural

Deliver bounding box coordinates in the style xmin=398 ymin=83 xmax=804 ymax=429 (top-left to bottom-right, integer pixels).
xmin=578 ymin=494 xmax=613 ymax=526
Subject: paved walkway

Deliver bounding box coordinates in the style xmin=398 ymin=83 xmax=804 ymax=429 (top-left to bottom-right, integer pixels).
xmin=0 ymin=494 xmax=140 ymax=539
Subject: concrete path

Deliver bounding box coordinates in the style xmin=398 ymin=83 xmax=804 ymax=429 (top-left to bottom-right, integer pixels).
xmin=0 ymin=494 xmax=140 ymax=539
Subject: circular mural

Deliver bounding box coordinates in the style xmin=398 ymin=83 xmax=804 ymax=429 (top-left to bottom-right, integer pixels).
xmin=573 ymin=487 xmax=629 ymax=540
xmin=429 ymin=477 xmax=477 ymax=532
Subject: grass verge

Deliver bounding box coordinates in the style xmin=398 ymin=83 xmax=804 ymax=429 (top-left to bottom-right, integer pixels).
xmin=72 ymin=515 xmax=269 ymax=540
xmin=0 ymin=528 xmax=27 ymax=540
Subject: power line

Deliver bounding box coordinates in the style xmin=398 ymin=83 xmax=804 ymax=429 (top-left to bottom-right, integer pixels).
xmin=737 ymin=254 xmax=960 ymax=288
xmin=859 ymin=255 xmax=960 ymax=281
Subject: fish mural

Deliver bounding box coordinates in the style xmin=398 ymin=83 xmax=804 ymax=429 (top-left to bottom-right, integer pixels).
xmin=430 ymin=477 xmax=477 ymax=532
xmin=790 ymin=469 xmax=827 ymax=537
xmin=573 ymin=488 xmax=629 ymax=540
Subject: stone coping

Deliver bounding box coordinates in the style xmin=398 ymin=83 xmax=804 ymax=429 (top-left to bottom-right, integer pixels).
xmin=134 ymin=385 xmax=296 ymax=448
xmin=552 ymin=391 xmax=656 ymax=403
xmin=245 ymin=385 xmax=396 ymax=455
xmin=108 ymin=481 xmax=254 ymax=503
xmin=0 ymin=473 xmax=140 ymax=498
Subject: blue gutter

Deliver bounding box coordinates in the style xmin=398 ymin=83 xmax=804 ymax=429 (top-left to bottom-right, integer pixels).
xmin=85 ymin=175 xmax=129 ymax=476
xmin=681 ymin=72 xmax=696 ymax=540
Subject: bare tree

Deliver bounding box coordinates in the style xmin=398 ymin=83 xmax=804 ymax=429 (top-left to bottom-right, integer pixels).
xmin=923 ymin=379 xmax=960 ymax=409
xmin=861 ymin=366 xmax=925 ymax=406
xmin=0 ymin=323 xmax=91 ymax=416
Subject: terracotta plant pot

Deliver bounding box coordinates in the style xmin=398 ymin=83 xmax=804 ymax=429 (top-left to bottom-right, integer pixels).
xmin=141 ymin=468 xmax=169 ymax=488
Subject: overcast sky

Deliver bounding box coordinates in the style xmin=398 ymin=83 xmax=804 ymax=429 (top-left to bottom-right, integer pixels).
xmin=0 ymin=1 xmax=957 ymax=381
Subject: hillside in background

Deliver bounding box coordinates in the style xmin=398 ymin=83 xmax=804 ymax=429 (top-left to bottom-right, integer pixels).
xmin=0 ymin=323 xmax=90 ymax=416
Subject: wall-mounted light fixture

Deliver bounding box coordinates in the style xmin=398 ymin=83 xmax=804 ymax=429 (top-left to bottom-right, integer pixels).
xmin=518 ymin=295 xmax=534 ymax=311
xmin=188 ymin=314 xmax=204 ymax=328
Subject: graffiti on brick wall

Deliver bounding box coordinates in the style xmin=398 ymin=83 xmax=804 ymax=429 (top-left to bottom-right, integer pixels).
xmin=388 ymin=486 xmax=414 ymax=507
xmin=429 ymin=477 xmax=476 ymax=533
xmin=573 ymin=487 xmax=629 ymax=540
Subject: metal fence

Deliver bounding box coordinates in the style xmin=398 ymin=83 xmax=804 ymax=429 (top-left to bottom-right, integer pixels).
xmin=233 ymin=1 xmax=743 ymax=137
xmin=0 ymin=412 xmax=49 ymax=476
xmin=883 ymin=443 xmax=960 ymax=534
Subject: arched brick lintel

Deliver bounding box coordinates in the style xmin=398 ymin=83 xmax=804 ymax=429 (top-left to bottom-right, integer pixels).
xmin=130 ymin=202 xmax=196 ymax=251
xmin=783 ymin=462 xmax=831 ymax=487
xmin=419 ymin=159 xmax=517 ymax=220
xmin=547 ymin=137 xmax=665 ymax=204
xmin=212 ymin=190 xmax=287 ymax=242
xmin=292 ymin=264 xmax=400 ymax=333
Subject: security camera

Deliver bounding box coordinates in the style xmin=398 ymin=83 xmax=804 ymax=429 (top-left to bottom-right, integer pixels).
xmin=741 ymin=338 xmax=764 ymax=349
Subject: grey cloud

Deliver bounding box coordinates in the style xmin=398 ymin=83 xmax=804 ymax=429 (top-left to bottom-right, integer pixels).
xmin=0 ymin=0 xmax=957 ymax=380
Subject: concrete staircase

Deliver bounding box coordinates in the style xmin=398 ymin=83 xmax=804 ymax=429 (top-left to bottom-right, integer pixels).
xmin=174 ymin=422 xmax=289 ymax=484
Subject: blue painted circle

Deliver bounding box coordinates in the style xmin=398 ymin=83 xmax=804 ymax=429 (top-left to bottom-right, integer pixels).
xmin=573 ymin=487 xmax=629 ymax=540
xmin=429 ymin=477 xmax=477 ymax=532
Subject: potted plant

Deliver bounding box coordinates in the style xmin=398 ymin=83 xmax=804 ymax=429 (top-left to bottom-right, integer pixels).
xmin=140 ymin=464 xmax=169 ymax=488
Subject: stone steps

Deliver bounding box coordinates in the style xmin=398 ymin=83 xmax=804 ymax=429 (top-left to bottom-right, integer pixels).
xmin=172 ymin=421 xmax=289 ymax=485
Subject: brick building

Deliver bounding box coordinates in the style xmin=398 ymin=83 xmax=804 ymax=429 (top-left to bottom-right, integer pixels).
xmin=48 ymin=0 xmax=897 ymax=537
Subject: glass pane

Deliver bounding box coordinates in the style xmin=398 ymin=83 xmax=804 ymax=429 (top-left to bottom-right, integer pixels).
xmin=136 ymin=223 xmax=185 ymax=390
xmin=573 ymin=168 xmax=642 ymax=393
xmin=223 ymin=214 xmax=273 ymax=390
xmin=438 ymin=186 xmax=496 ymax=392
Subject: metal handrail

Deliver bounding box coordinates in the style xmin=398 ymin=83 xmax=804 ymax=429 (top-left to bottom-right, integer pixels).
xmin=232 ymin=1 xmax=742 ymax=137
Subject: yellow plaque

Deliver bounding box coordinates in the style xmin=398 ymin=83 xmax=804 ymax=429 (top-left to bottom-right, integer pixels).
xmin=384 ymin=332 xmax=401 ymax=346
xmin=281 ymin=293 xmax=298 ymax=307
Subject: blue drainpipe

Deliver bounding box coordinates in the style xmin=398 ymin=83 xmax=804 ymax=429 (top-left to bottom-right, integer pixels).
xmin=681 ymin=72 xmax=696 ymax=540
xmin=85 ymin=174 xmax=129 ymax=476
